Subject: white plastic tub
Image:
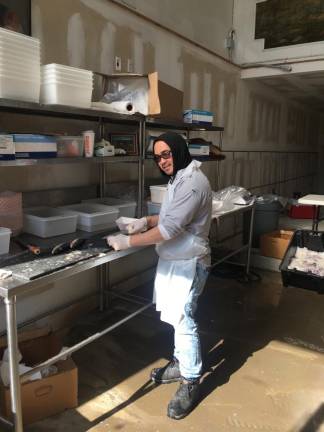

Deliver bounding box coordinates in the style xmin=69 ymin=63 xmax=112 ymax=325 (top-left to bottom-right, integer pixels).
xmin=42 ymin=70 xmax=93 ymax=85
xmin=60 ymin=203 xmax=119 ymax=232
xmin=42 ymin=63 xmax=93 ymax=78
xmin=0 ymin=74 xmax=40 ymax=102
xmin=82 ymin=197 xmax=137 ymax=218
xmin=0 ymin=64 xmax=40 ymax=80
xmin=0 ymin=227 xmax=11 ymax=255
xmin=23 ymin=207 xmax=78 ymax=238
xmin=149 ymin=185 xmax=167 ymax=204
xmin=40 ymin=81 xmax=92 ymax=107
xmin=0 ymin=27 xmax=40 ymax=46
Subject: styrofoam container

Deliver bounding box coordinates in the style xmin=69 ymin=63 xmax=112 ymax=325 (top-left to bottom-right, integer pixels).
xmin=40 ymin=82 xmax=92 ymax=107
xmin=23 ymin=207 xmax=78 ymax=238
xmin=56 ymin=136 xmax=84 ymax=157
xmin=0 ymin=227 xmax=11 ymax=255
xmin=82 ymin=197 xmax=137 ymax=218
xmin=149 ymin=185 xmax=168 ymax=204
xmin=0 ymin=74 xmax=40 ymax=102
xmin=60 ymin=203 xmax=119 ymax=232
xmin=147 ymin=201 xmax=161 ymax=215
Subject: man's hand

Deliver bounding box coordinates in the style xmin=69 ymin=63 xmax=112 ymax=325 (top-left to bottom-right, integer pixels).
xmin=106 ymin=234 xmax=130 ymax=251
xmin=126 ymin=217 xmax=147 ymax=234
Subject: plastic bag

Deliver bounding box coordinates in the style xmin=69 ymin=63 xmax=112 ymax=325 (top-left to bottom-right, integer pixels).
xmin=212 ymin=186 xmax=253 ymax=215
xmin=101 ymin=78 xmax=149 ymax=115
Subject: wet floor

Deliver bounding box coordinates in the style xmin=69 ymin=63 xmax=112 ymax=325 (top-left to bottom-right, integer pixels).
xmin=27 ymin=268 xmax=324 ymax=432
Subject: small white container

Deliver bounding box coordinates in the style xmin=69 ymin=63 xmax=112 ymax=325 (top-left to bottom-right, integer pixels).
xmin=83 ymin=130 xmax=95 ymax=157
xmin=42 ymin=69 xmax=92 ymax=83
xmin=82 ymin=197 xmax=137 ymax=218
xmin=56 ymin=136 xmax=84 ymax=157
xmin=149 ymin=185 xmax=168 ymax=204
xmin=60 ymin=203 xmax=119 ymax=232
xmin=0 ymin=227 xmax=11 ymax=255
xmin=42 ymin=63 xmax=93 ymax=78
xmin=23 ymin=207 xmax=78 ymax=238
xmin=40 ymin=81 xmax=92 ymax=107
xmin=147 ymin=201 xmax=161 ymax=215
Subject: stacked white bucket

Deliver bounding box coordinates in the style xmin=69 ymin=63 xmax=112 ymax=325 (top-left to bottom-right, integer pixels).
xmin=0 ymin=27 xmax=40 ymax=102
xmin=40 ymin=64 xmax=93 ymax=108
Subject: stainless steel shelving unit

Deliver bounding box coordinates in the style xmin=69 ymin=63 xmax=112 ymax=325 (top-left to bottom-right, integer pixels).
xmin=0 ymin=100 xmax=148 ymax=431
xmin=0 ymin=102 xmax=227 ymax=431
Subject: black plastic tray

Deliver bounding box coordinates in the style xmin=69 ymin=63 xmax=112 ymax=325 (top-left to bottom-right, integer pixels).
xmin=280 ymin=230 xmax=324 ymax=294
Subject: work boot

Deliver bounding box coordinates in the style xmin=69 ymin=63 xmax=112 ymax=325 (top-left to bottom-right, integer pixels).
xmin=150 ymin=357 xmax=181 ymax=384
xmin=167 ymin=377 xmax=200 ymax=420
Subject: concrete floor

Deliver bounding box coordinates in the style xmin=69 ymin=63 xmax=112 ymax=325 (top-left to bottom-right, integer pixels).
xmin=27 ymin=268 xmax=324 ymax=432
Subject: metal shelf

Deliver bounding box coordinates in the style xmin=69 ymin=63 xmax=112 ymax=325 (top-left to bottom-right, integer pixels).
xmin=0 ymin=98 xmax=143 ymax=124
xmin=145 ymin=117 xmax=224 ymax=131
xmin=0 ymin=155 xmax=141 ymax=167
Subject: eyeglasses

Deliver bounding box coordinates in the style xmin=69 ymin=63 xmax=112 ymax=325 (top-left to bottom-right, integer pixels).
xmin=153 ymin=150 xmax=172 ymax=163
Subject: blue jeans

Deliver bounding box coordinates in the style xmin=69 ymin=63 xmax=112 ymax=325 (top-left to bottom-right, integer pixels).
xmin=173 ymin=262 xmax=209 ymax=380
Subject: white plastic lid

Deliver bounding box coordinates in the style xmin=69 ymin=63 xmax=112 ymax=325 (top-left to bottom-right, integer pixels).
xmin=0 ymin=227 xmax=11 ymax=235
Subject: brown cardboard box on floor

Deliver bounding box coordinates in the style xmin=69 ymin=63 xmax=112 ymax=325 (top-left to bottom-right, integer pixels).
xmin=0 ymin=333 xmax=78 ymax=425
xmin=260 ymin=230 xmax=294 ymax=260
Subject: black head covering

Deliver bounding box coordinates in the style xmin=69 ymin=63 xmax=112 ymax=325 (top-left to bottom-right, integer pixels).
xmin=153 ymin=131 xmax=192 ymax=179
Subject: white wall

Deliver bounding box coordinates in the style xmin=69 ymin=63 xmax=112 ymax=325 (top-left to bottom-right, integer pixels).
xmin=114 ymin=0 xmax=235 ymax=60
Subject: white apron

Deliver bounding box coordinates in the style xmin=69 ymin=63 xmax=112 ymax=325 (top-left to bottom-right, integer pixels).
xmin=153 ymin=161 xmax=209 ymax=326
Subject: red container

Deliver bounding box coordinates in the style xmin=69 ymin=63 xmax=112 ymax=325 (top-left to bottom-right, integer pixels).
xmin=288 ymin=204 xmax=316 ymax=219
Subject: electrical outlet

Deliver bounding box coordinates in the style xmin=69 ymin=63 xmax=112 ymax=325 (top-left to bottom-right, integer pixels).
xmin=115 ymin=56 xmax=121 ymax=72
xmin=127 ymin=59 xmax=133 ymax=73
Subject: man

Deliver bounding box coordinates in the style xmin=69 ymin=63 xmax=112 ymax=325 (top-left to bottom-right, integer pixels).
xmin=107 ymin=131 xmax=212 ymax=419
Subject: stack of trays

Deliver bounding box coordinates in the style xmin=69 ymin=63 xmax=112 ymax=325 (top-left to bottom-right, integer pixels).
xmin=0 ymin=27 xmax=40 ymax=102
xmin=40 ymin=64 xmax=93 ymax=108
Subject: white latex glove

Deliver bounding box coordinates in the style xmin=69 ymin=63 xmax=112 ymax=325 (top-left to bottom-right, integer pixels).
xmin=126 ymin=217 xmax=147 ymax=234
xmin=106 ymin=234 xmax=130 ymax=251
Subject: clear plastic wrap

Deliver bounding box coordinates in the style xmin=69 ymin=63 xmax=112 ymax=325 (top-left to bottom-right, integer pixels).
xmin=212 ymin=186 xmax=253 ymax=215
xmin=101 ymin=78 xmax=149 ymax=115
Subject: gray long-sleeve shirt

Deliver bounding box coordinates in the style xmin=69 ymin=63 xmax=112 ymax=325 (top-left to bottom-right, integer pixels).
xmin=158 ymin=161 xmax=212 ymax=243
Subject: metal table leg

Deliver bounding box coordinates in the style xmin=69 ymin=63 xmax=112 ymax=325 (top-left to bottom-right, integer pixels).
xmin=246 ymin=204 xmax=255 ymax=276
xmin=4 ymin=297 xmax=23 ymax=432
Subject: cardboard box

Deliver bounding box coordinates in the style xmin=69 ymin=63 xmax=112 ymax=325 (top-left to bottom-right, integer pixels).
xmin=93 ymin=72 xmax=184 ymax=120
xmin=260 ymin=230 xmax=294 ymax=259
xmin=0 ymin=333 xmax=78 ymax=425
xmin=93 ymin=71 xmax=161 ymax=115
xmin=155 ymin=80 xmax=183 ymax=121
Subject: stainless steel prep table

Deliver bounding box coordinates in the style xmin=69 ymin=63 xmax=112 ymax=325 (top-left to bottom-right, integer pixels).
xmin=0 ymin=245 xmax=151 ymax=432
xmin=210 ymin=201 xmax=255 ymax=277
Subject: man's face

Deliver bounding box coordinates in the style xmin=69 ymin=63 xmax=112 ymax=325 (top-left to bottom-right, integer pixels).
xmin=154 ymin=141 xmax=174 ymax=176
